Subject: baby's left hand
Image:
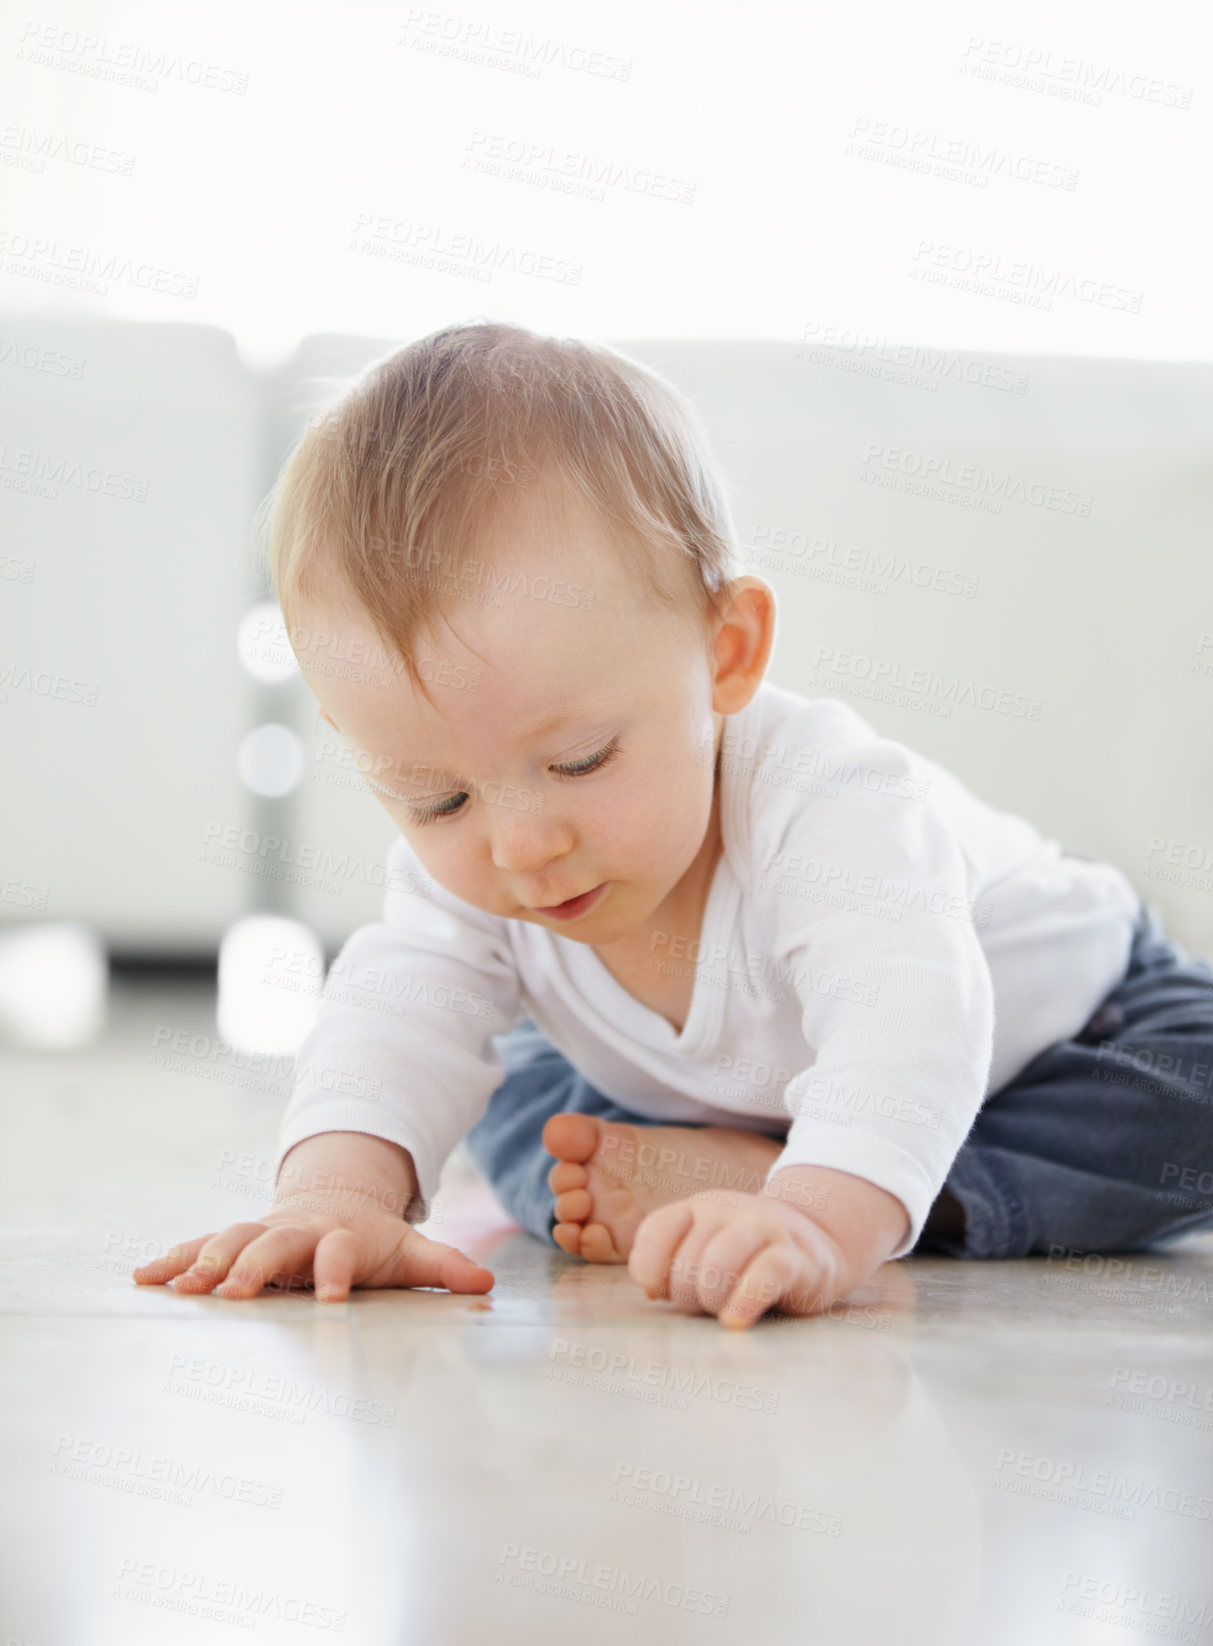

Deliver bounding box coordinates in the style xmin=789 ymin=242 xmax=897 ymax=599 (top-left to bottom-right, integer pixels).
xmin=627 ymin=1189 xmax=846 ymax=1331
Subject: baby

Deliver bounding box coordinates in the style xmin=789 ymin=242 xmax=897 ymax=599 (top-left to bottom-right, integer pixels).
xmin=136 ymin=321 xmax=1213 ymax=1328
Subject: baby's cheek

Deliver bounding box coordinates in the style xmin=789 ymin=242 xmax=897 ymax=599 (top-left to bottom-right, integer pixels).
xmin=612 ymin=796 xmax=686 ymax=872
xmin=402 ymin=840 xmax=480 ymax=908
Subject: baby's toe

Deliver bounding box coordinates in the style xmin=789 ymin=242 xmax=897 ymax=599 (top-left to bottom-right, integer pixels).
xmin=554 ymin=1187 xmax=592 ymax=1224
xmin=542 ymin=1112 xmax=601 ymax=1164
xmin=552 ymin=1222 xmax=584 ymax=1257
xmin=548 ymin=1160 xmax=588 ymax=1195
xmin=580 ymin=1223 xmax=625 ymax=1264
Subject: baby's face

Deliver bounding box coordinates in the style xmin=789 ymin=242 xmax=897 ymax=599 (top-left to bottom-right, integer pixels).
xmin=295 ymin=482 xmax=737 ymax=947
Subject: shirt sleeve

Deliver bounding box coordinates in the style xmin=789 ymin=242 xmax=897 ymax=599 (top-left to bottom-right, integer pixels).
xmin=271 ymin=832 xmax=522 ymax=1224
xmin=753 ymin=727 xmax=996 ymax=1261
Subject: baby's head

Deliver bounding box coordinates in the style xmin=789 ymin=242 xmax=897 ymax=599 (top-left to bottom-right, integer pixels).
xmin=263 ymin=320 xmax=775 ymax=944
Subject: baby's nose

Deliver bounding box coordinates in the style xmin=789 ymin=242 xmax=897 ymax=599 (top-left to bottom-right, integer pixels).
xmin=487 ymin=802 xmax=574 ymax=876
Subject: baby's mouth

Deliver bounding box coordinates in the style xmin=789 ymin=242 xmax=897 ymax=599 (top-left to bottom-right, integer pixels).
xmin=531 ymin=882 xmax=609 ymax=922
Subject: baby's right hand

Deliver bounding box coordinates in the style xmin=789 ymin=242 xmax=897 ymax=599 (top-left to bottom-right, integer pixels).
xmin=132 ymin=1191 xmax=494 ymax=1302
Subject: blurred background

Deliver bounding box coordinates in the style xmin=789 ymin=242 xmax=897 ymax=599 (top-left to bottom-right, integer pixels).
xmin=4 ymin=12 xmax=1212 ymax=1639
xmin=1 ymin=0 xmax=1210 ymax=1060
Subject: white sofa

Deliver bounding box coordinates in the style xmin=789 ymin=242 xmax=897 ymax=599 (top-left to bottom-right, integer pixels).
xmin=4 ymin=322 xmax=1210 ymax=956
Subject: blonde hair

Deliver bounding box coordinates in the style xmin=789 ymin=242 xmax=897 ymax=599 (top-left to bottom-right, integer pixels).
xmin=257 ymin=320 xmax=745 ymax=697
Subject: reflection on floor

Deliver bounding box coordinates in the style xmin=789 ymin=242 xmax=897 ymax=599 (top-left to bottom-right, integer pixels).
xmin=3 ymin=980 xmax=1212 ymax=1645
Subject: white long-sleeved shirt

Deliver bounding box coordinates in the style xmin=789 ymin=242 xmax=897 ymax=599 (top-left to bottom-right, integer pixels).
xmin=272 ymin=680 xmax=1140 ymax=1259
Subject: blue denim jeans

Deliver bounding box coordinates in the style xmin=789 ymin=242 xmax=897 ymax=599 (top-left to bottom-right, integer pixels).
xmin=464 ymin=899 xmax=1213 ymax=1259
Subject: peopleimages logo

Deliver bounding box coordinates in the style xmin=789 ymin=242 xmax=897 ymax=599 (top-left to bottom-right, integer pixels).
xmin=495 ymin=1544 xmax=727 ymax=1617
xmin=1108 ymin=1366 xmax=1213 ymax=1413
xmin=547 ymin=1339 xmax=780 ymax=1414
xmin=1059 ymin=1572 xmax=1213 ymax=1636
xmin=847 ymin=116 xmax=1079 ymax=190
xmin=994 ymin=1448 xmax=1212 ymax=1519
xmin=397 ymin=11 xmax=633 ymax=81
xmin=0 ymin=228 xmax=199 ymax=298
xmin=860 ymin=441 xmax=1092 ymax=514
xmin=958 ymin=37 xmax=1193 ymax=109
xmin=807 ymin=645 xmax=1043 ymax=721
xmin=714 ymin=727 xmax=932 ymax=801
xmin=0 ymin=443 xmax=148 ymax=500
xmin=909 ymin=239 xmax=1142 ymax=313
xmin=610 ymin=1461 xmax=844 ymax=1536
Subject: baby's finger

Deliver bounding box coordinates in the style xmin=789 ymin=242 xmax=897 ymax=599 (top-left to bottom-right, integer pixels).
xmin=391 ymin=1235 xmax=495 ymax=1295
xmin=718 ymin=1244 xmax=800 ymax=1331
xmin=132 ymin=1234 xmax=216 ymax=1285
xmin=169 ymin=1223 xmax=274 ymax=1293
xmin=627 ymin=1199 xmax=696 ymax=1299
xmin=212 ymin=1225 xmax=320 ymax=1299
xmin=694 ymin=1226 xmax=772 ymax=1317
xmin=311 ymin=1227 xmax=359 ymax=1301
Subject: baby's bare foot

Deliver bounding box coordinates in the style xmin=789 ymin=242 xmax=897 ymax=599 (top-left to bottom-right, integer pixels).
xmin=543 ymin=1113 xmax=784 ymax=1264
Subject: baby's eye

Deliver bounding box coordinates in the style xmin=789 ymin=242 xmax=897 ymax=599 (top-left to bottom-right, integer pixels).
xmin=409 ymin=793 xmax=468 ymax=823
xmin=380 ymin=737 xmax=621 ymax=825
xmin=551 ymin=737 xmax=621 ymax=779
xmin=365 ymin=776 xmax=467 ymax=822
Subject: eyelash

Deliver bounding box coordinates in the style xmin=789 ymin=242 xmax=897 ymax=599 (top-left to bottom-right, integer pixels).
xmin=390 ymin=737 xmax=622 ymax=825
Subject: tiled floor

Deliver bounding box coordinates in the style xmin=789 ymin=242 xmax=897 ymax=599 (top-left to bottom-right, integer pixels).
xmin=3 ymin=979 xmax=1213 ymax=1645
